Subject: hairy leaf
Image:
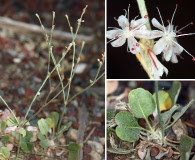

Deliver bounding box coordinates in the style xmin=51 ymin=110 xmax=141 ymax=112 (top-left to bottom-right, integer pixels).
xmin=129 ymin=88 xmax=156 ymax=119
xmin=115 ymin=111 xmax=141 ymax=142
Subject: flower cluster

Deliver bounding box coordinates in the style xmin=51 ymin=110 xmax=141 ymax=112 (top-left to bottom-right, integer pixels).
xmin=107 ymin=4 xmax=195 ymax=78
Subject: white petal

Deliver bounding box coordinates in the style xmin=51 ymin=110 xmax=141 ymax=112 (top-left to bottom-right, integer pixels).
xmin=151 ymin=18 xmax=164 ymax=31
xmin=111 ymin=36 xmax=126 ymax=47
xmin=131 ymin=18 xmax=146 ymax=29
xmin=147 ymin=50 xmax=168 ymax=78
xmin=170 ymin=53 xmax=178 ymax=63
xmin=166 ymin=24 xmax=174 ymax=32
xmin=106 ymin=29 xmax=123 ymax=39
xmin=163 ymin=44 xmax=172 ymax=61
xmin=172 ymin=39 xmax=183 ymax=54
xmin=134 ymin=30 xmax=163 ymax=39
xmin=118 ymin=15 xmax=129 ymax=29
xmin=128 ymin=37 xmax=140 ymax=54
xmin=153 ymin=37 xmax=168 ymax=55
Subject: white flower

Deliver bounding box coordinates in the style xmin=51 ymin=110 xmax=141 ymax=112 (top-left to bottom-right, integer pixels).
xmin=151 ymin=4 xmax=195 ymax=63
xmin=107 ymin=5 xmax=161 ymax=54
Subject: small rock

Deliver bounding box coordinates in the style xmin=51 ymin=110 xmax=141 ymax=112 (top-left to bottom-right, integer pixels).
xmin=87 ymin=140 xmax=104 ymax=154
xmin=18 ymin=87 xmax=25 ymax=95
xmin=98 ymin=137 xmax=105 ymax=145
xmin=89 ymin=150 xmax=101 ymax=160
xmin=7 ymin=49 xmax=17 ymax=56
xmin=67 ymin=128 xmax=78 ymax=141
xmin=75 ymin=63 xmax=88 ymax=74
xmin=150 ymin=147 xmax=159 ymax=156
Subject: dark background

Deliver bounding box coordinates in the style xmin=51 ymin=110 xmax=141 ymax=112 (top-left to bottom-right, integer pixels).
xmin=107 ymin=0 xmax=195 ymax=79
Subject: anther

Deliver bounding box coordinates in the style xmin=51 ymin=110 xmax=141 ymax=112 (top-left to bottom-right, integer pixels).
xmin=144 ymin=14 xmax=148 ymax=18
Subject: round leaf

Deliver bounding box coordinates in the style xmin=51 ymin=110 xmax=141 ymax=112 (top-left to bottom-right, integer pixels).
xmin=115 ymin=111 xmax=141 ymax=142
xmin=129 ymin=88 xmax=155 ymax=119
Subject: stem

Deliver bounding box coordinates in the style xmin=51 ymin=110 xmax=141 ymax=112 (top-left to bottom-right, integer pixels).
xmin=154 ymin=81 xmax=164 ymax=143
xmin=136 ymin=0 xmax=151 ymax=30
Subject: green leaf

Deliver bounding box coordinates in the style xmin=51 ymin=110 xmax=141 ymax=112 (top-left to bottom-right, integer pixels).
xmin=40 ymin=140 xmax=50 ymax=149
xmin=129 ymin=88 xmax=156 ymax=119
xmin=46 ymin=118 xmax=53 ymax=129
xmin=172 ymin=99 xmax=195 ymax=122
xmin=115 ymin=111 xmax=141 ymax=142
xmin=7 ymin=116 xmax=19 ymax=127
xmin=19 ymin=127 xmax=26 ymax=137
xmin=179 ymin=135 xmax=195 ymax=160
xmin=57 ymin=122 xmax=72 ymax=136
xmin=107 ymin=148 xmax=133 ymax=154
xmin=38 ymin=118 xmax=50 ymax=135
xmin=1 ymin=135 xmax=9 ymax=144
xmin=0 ymin=120 xmax=7 ymax=130
xmin=167 ymin=81 xmax=181 ymax=105
xmin=0 ymin=147 xmax=10 ymax=159
xmin=107 ymin=108 xmax=115 ymax=121
xmin=68 ymin=142 xmax=82 ymax=160
xmin=19 ymin=131 xmax=33 ymax=153
xmin=49 ymin=112 xmax=59 ymax=129
xmin=161 ymin=105 xmax=180 ymax=125
xmin=37 ymin=132 xmax=46 ymax=141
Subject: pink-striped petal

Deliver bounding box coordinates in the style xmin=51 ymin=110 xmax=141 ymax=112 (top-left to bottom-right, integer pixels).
xmin=153 ymin=37 xmax=168 ymax=55
xmin=111 ymin=36 xmax=126 ymax=47
xmin=134 ymin=30 xmax=163 ymax=39
xmin=148 ymin=50 xmax=168 ymax=78
xmin=118 ymin=15 xmax=129 ymax=29
xmin=152 ymin=18 xmax=164 ymax=31
xmin=127 ymin=37 xmax=140 ymax=54
xmin=106 ymin=29 xmax=123 ymax=39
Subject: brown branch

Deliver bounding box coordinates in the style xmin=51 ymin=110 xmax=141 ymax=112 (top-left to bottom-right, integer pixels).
xmin=0 ymin=16 xmax=94 ymax=43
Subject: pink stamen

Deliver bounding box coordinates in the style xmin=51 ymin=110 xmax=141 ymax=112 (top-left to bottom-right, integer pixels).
xmin=136 ymin=43 xmax=139 ymax=47
xmin=176 ymin=4 xmax=178 ymax=8
xmin=129 ymin=27 xmax=132 ymax=30
xmin=177 ymin=31 xmax=182 ymax=34
xmin=192 ymin=57 xmax=195 ymax=61
xmin=144 ymin=14 xmax=148 ymax=18
xmin=191 ymin=22 xmax=194 ymax=25
xmin=167 ymin=19 xmax=170 ymax=23
xmin=132 ymin=48 xmax=135 ymax=51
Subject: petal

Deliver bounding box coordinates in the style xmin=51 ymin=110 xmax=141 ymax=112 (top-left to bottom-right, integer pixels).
xmin=111 ymin=36 xmax=126 ymax=47
xmin=163 ymin=44 xmax=172 ymax=61
xmin=131 ymin=18 xmax=146 ymax=29
xmin=118 ymin=15 xmax=129 ymax=29
xmin=153 ymin=37 xmax=168 ymax=55
xmin=106 ymin=29 xmax=123 ymax=39
xmin=134 ymin=30 xmax=163 ymax=39
xmin=166 ymin=24 xmax=174 ymax=32
xmin=128 ymin=37 xmax=140 ymax=54
xmin=170 ymin=53 xmax=178 ymax=63
xmin=148 ymin=50 xmax=168 ymax=78
xmin=172 ymin=39 xmax=183 ymax=54
xmin=151 ymin=18 xmax=164 ymax=31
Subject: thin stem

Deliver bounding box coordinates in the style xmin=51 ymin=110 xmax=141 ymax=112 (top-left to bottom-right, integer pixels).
xmin=136 ymin=0 xmax=151 ymax=30
xmin=155 ymin=81 xmax=164 ymax=143
xmin=0 ymin=96 xmax=19 ymax=125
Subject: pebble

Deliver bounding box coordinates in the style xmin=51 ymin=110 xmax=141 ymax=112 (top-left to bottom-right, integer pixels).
xmin=87 ymin=140 xmax=104 ymax=154
xmin=67 ymin=128 xmax=78 ymax=141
